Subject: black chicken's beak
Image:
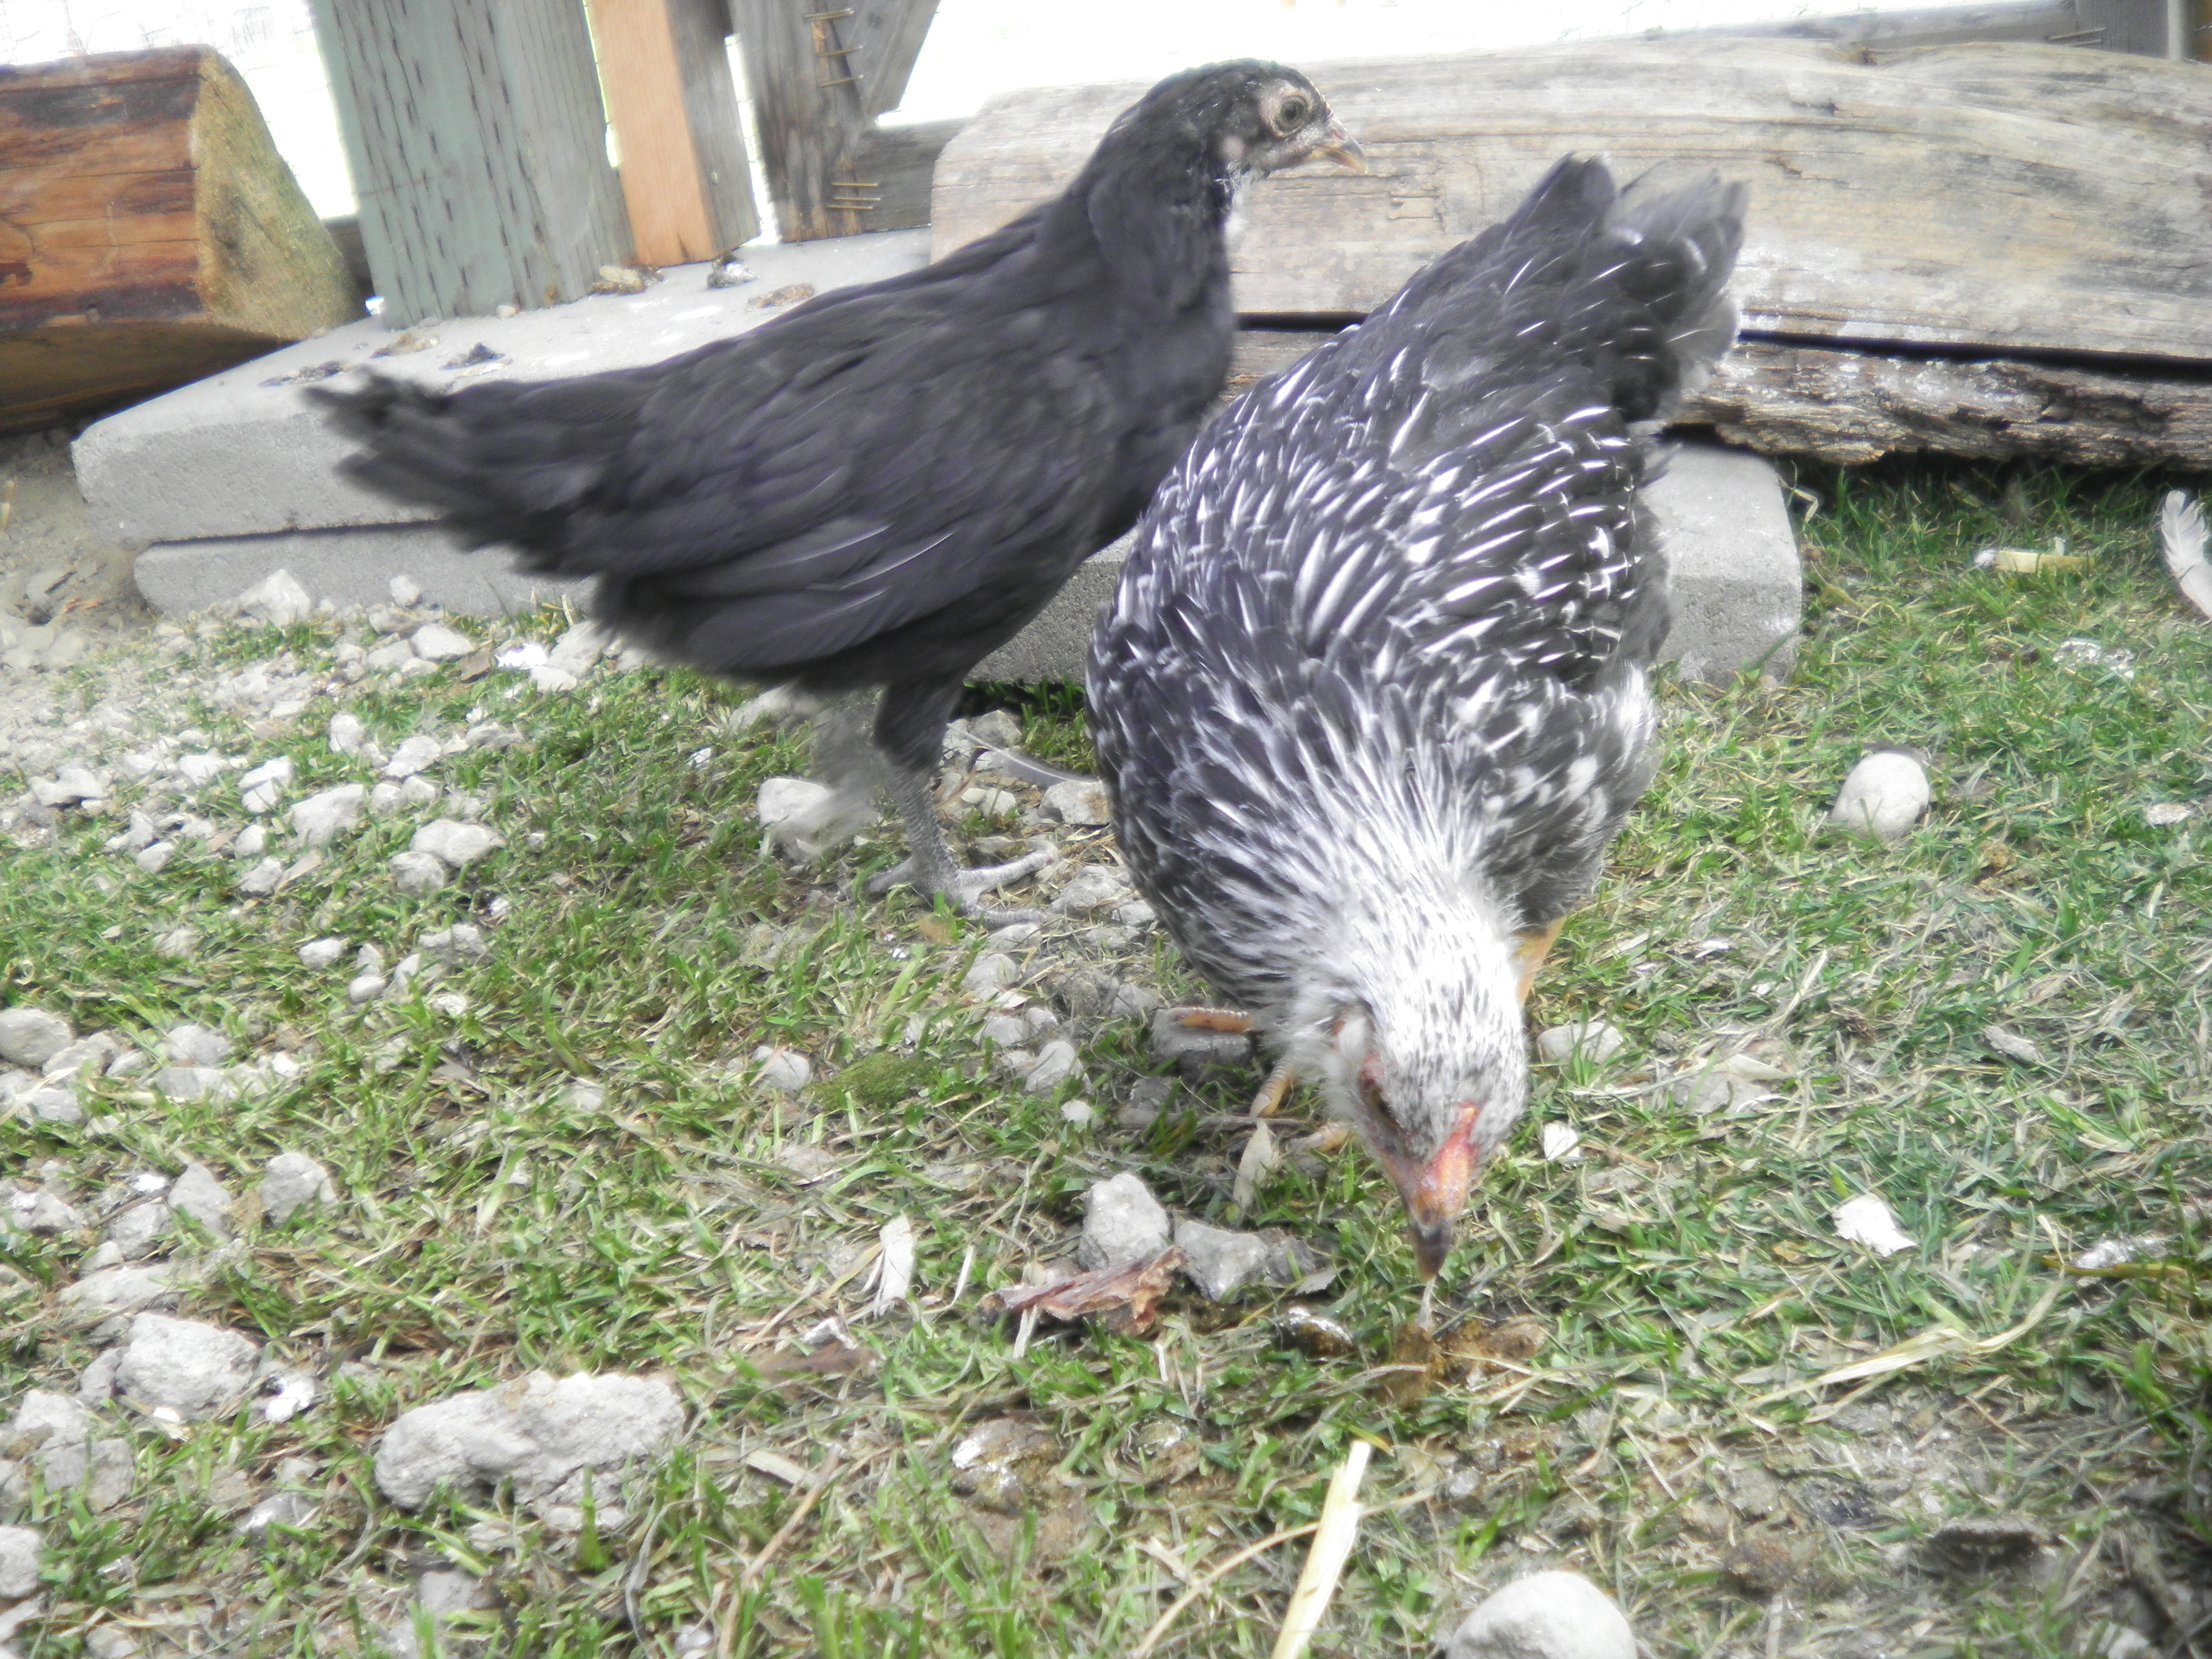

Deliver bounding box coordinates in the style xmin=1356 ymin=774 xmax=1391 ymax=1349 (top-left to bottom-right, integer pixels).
xmin=1312 ymin=118 xmax=1368 ymax=175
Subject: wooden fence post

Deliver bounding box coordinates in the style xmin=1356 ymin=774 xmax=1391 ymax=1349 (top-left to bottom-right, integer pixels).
xmin=309 ymin=0 xmax=632 ymax=324
xmin=587 ymin=0 xmax=758 ymax=265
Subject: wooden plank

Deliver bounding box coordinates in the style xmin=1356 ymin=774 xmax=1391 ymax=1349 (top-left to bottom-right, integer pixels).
xmin=731 ymin=0 xmax=870 ymax=241
xmin=588 ymin=0 xmax=755 ymax=265
xmin=846 ymin=0 xmax=937 ymax=116
xmin=932 ymin=39 xmax=2212 ymax=364
xmin=310 ymin=0 xmax=630 ymax=324
xmin=0 ymin=48 xmax=357 ymax=427
xmin=847 ymin=116 xmax=961 ymax=231
xmin=1672 ymin=0 xmax=2179 ymax=53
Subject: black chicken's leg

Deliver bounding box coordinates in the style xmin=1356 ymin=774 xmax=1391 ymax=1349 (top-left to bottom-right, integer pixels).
xmin=859 ymin=676 xmax=1055 ymax=922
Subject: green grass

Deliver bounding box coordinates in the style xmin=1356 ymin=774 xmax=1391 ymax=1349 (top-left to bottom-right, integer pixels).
xmin=2 ymin=461 xmax=2209 ymax=1657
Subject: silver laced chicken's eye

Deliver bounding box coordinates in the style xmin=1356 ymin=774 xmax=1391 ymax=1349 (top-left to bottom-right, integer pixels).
xmin=1272 ymin=94 xmax=1311 ymax=135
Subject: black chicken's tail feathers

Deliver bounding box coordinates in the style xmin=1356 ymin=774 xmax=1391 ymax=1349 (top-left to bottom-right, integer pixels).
xmin=309 ymin=369 xmax=651 ymax=561
xmin=1385 ymin=155 xmax=1747 ymax=427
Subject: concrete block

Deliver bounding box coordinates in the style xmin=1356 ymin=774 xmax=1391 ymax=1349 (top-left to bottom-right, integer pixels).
xmin=80 ymin=231 xmax=935 ymax=548
xmin=1646 ymin=439 xmax=1802 ymax=682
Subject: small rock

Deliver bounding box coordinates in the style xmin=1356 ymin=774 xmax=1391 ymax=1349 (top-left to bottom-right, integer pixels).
xmin=948 ymin=1417 xmax=1059 ymax=1511
xmin=411 ymin=819 xmax=505 ymax=868
xmin=967 ymin=711 xmax=1022 ymax=750
xmin=1079 ymin=1172 xmax=1172 ymax=1270
xmin=1149 ymin=1009 xmax=1251 ymax=1079
xmin=755 ymin=775 xmax=842 ymax=854
xmin=390 ymin=851 xmax=448 ymax=895
xmin=0 ymin=1007 xmax=73 ymax=1068
xmin=1827 ymin=747 xmax=1930 ymax=842
xmin=299 ymin=936 xmax=350 ymax=969
xmin=235 ymin=856 xmax=285 ymax=897
xmin=389 ymin=573 xmax=422 ymax=606
xmin=348 ymin=973 xmax=388 ymax=1004
xmin=115 ymin=1313 xmax=259 ymax=1419
xmin=0 ymin=1524 xmax=41 ymax=1598
xmin=1535 ymin=1021 xmax=1628 ymax=1064
xmin=1056 ymin=971 xmax=1161 ymax=1022
xmin=962 ymin=953 xmax=1019 ymax=996
xmin=290 ymin=784 xmax=367 ymax=846
xmin=959 ymin=785 xmax=1019 ymax=817
xmin=1050 ymin=865 xmax=1133 ymax=917
xmin=237 ymin=754 xmax=294 ymax=812
xmin=148 ymin=1066 xmax=234 ymax=1103
xmin=59 ymin=1264 xmax=178 ymax=1324
xmin=1922 ymin=1512 xmax=2051 ymax=1574
xmin=1172 ymin=1218 xmax=1272 ymax=1301
xmin=103 ymin=1196 xmax=171 ymax=1259
xmin=39 ymin=1034 xmax=115 ymax=1081
xmin=236 ymin=568 xmax=312 ymax=625
xmin=411 ymin=623 xmax=475 ymax=662
xmin=419 ymin=924 xmax=488 ymax=960
xmin=1441 ymin=1570 xmax=1636 ymax=1659
xmin=328 ymin=711 xmax=369 ymax=757
xmin=1112 ymin=898 xmax=1157 ymax=928
xmin=382 ymin=734 xmax=444 ymax=778
xmin=135 ymin=840 xmax=178 ymax=874
xmin=1721 ymin=1534 xmax=1801 ymax=1598
xmin=560 ymin=1081 xmax=607 ymax=1112
xmin=260 ymin=1153 xmax=337 ymax=1224
xmin=1022 ymin=1039 xmax=1083 ymax=1094
xmin=84 ymin=1630 xmax=144 ymax=1659
xmin=4 ymin=1185 xmax=82 ymax=1234
xmin=1059 ymin=1098 xmax=1095 ymax=1126
xmin=752 ymin=1046 xmax=811 ymax=1092
xmin=372 ymin=1370 xmax=685 ymax=1515
xmin=239 ymin=1488 xmax=318 ymax=1542
xmin=164 ymin=1023 xmax=232 ymax=1067
xmin=1041 ymin=779 xmax=1112 ymax=825
xmin=167 ymin=1162 xmax=236 ymax=1239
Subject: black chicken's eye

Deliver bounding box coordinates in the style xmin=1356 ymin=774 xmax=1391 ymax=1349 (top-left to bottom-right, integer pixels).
xmin=1274 ymin=95 xmax=1310 ymax=134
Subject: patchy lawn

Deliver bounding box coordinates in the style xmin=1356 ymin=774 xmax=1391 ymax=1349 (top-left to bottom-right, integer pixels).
xmin=1 ymin=460 xmax=2208 ymax=1659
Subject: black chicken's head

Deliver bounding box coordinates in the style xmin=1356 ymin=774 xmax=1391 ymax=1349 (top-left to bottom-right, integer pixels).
xmin=1122 ymin=60 xmax=1365 ymax=181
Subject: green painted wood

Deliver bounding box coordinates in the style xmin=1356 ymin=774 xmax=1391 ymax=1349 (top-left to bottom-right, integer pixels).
xmin=309 ymin=0 xmax=630 ymax=325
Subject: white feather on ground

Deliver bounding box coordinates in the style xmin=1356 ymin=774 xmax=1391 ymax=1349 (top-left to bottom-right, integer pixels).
xmin=2159 ymin=491 xmax=2210 ymax=620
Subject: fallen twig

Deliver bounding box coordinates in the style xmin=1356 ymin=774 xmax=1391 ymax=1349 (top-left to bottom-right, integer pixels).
xmin=1271 ymin=1441 xmax=1373 ymax=1659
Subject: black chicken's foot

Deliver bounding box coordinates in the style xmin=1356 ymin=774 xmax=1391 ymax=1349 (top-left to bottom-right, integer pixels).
xmin=870 ymin=763 xmax=1058 ymax=924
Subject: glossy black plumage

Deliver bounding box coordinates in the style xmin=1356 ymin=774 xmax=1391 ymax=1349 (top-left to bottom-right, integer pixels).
xmin=1089 ymin=156 xmax=1746 ymax=1277
xmin=314 ymin=61 xmax=1359 ymax=911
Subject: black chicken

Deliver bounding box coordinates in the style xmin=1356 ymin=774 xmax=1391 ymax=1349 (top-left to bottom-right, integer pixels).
xmin=1089 ymin=158 xmax=1745 ymax=1285
xmin=314 ymin=62 xmax=1362 ymax=916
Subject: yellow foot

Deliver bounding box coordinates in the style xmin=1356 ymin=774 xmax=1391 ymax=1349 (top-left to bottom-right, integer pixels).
xmin=1171 ymin=1006 xmax=1255 ymax=1034
xmin=1512 ymin=919 xmax=1566 ymax=1006
xmin=1251 ymin=1058 xmax=1298 ymax=1118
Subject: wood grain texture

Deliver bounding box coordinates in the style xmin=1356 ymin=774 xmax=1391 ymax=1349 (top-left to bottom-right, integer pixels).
xmin=848 ymin=116 xmax=961 ymax=231
xmin=731 ymin=0 xmax=869 ymax=241
xmin=933 ymin=38 xmax=2212 ymax=362
xmin=0 ymin=48 xmax=356 ymax=429
xmin=1220 ymin=330 xmax=2212 ymax=467
xmin=310 ymin=0 xmax=630 ymax=324
xmin=846 ymin=0 xmax=937 ymax=116
xmin=589 ymin=0 xmax=755 ymax=265
xmin=1673 ymin=0 xmax=2180 ymax=54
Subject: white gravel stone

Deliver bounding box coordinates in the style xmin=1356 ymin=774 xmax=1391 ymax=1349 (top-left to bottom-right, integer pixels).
xmin=383 ymin=734 xmax=444 ymax=778
xmin=40 ymin=1034 xmax=116 ymax=1081
xmin=752 ymin=1046 xmax=811 ymax=1092
xmin=1041 ymin=779 xmax=1112 ymax=825
xmin=755 ymin=775 xmax=838 ymax=852
xmin=58 ymin=1263 xmax=179 ymax=1323
xmin=0 ymin=1524 xmax=41 ymax=1598
xmin=1059 ymin=1097 xmax=1095 ymax=1125
xmin=328 ymin=711 xmax=369 ymax=757
xmin=390 ymin=851 xmax=448 ymax=895
xmin=1049 ymin=864 xmax=1134 ymax=916
xmin=149 ymin=1066 xmax=234 ymax=1103
xmin=389 ymin=573 xmax=423 ymax=606
xmin=164 ymin=1023 xmax=232 ymax=1067
xmin=235 ymin=856 xmax=285 ymax=896
xmin=411 ymin=623 xmax=476 ymax=661
xmin=1827 ymin=748 xmax=1931 ymax=842
xmin=1440 ymin=1571 xmax=1636 ymax=1659
xmin=347 ymin=973 xmax=390 ymax=1004
xmin=420 ymin=923 xmax=488 ymax=960
xmin=547 ymin=623 xmax=610 ymax=675
xmin=299 ymin=936 xmax=350 ymax=968
xmin=236 ymin=568 xmax=312 ymax=625
xmin=260 ymin=1153 xmax=338 ymax=1224
xmin=373 ymin=1370 xmax=685 ymax=1515
xmin=962 ymin=953 xmax=1019 ymax=996
xmin=1536 ymin=1022 xmax=1630 ymax=1065
xmin=1022 ymin=1039 xmax=1083 ymax=1094
xmin=168 ymin=1162 xmax=236 ymax=1239
xmin=232 ymin=825 xmax=268 ymax=860
xmin=4 ymin=1186 xmax=82 ymax=1234
xmin=237 ymin=755 xmax=294 ymax=812
xmin=1079 ymin=1172 xmax=1172 ymax=1270
xmin=0 ymin=1007 xmax=73 ymax=1068
xmin=135 ymin=840 xmax=178 ymax=873
xmin=1172 ymin=1218 xmax=1272 ymax=1301
xmin=412 ymin=819 xmax=505 ymax=868
xmin=115 ymin=1313 xmax=259 ymax=1420
xmin=289 ymin=784 xmax=367 ymax=846
xmin=980 ymin=1013 xmax=1028 ymax=1046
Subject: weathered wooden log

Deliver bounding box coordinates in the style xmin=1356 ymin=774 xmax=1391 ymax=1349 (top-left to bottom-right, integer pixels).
xmin=309 ymin=0 xmax=631 ymax=325
xmin=588 ymin=0 xmax=758 ymax=266
xmin=1224 ymin=331 xmax=2212 ymax=470
xmin=848 ymin=118 xmax=964 ymax=232
xmin=0 ymin=48 xmax=357 ymax=434
xmin=933 ymin=39 xmax=2212 ymax=363
xmin=1687 ymin=345 xmax=2212 ymax=469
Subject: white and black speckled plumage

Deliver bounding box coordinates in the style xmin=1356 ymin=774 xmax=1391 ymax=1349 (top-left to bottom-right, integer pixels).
xmin=1088 ymin=156 xmax=1745 ymax=1269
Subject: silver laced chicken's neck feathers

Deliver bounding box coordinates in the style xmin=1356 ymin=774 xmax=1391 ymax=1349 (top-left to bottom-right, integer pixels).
xmin=1089 ymin=155 xmax=1746 ymax=1269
